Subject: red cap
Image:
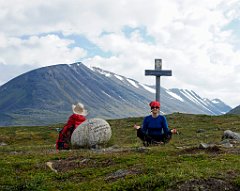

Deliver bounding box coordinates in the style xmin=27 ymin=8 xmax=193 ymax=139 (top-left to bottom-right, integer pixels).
xmin=149 ymin=101 xmax=160 ymax=108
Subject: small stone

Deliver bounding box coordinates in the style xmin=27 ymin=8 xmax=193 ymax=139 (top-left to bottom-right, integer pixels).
xmin=220 ymin=142 xmax=233 ymax=148
xmin=196 ymin=129 xmax=206 ymax=133
xmin=0 ymin=142 xmax=7 ymax=146
xmin=199 ymin=143 xmax=210 ymax=149
xmin=219 ymin=139 xmax=230 ymax=144
xmin=46 ymin=162 xmax=58 ymax=173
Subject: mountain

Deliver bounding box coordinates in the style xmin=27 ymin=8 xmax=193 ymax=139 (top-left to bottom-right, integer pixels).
xmin=0 ymin=62 xmax=232 ymax=126
xmin=227 ymin=105 xmax=240 ymax=114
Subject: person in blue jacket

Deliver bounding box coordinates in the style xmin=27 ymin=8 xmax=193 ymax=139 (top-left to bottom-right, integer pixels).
xmin=134 ymin=101 xmax=177 ymax=146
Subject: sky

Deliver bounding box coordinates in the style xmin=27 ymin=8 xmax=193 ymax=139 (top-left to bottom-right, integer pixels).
xmin=0 ymin=0 xmax=240 ymax=108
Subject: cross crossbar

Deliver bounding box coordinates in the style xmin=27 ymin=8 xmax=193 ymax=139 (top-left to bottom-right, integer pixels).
xmin=145 ymin=70 xmax=172 ymax=76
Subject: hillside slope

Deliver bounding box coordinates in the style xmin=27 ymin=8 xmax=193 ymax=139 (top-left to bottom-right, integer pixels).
xmin=228 ymin=105 xmax=240 ymax=114
xmin=0 ymin=62 xmax=232 ymax=126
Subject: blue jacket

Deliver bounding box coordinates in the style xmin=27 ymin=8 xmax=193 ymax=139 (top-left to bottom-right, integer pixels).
xmin=142 ymin=115 xmax=170 ymax=137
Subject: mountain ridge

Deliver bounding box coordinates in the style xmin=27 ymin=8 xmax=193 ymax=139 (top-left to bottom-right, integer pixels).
xmin=227 ymin=105 xmax=240 ymax=114
xmin=0 ymin=62 xmax=232 ymax=126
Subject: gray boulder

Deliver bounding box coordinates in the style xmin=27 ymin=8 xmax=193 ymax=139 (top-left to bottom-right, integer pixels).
xmin=222 ymin=130 xmax=240 ymax=141
xmin=71 ymin=118 xmax=112 ymax=147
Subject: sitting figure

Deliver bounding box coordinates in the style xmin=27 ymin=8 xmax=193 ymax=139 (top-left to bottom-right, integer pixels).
xmin=134 ymin=101 xmax=177 ymax=146
xmin=56 ymin=102 xmax=87 ymax=150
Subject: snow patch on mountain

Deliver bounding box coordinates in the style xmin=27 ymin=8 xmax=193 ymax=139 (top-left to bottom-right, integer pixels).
xmin=166 ymin=90 xmax=184 ymax=102
xmin=126 ymin=79 xmax=139 ymax=88
xmin=114 ymin=75 xmax=124 ymax=81
xmin=182 ymin=89 xmax=203 ymax=106
xmin=90 ymin=66 xmax=111 ymax=77
xmin=101 ymin=90 xmax=112 ymax=98
xmin=140 ymin=84 xmax=155 ymax=93
xmin=212 ymin=99 xmax=220 ymax=104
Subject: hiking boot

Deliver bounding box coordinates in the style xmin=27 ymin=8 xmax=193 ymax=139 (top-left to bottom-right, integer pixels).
xmin=143 ymin=141 xmax=149 ymax=147
xmin=152 ymin=140 xmax=164 ymax=145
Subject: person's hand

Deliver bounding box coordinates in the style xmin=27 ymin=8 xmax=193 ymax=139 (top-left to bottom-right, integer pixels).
xmin=171 ymin=128 xmax=178 ymax=134
xmin=134 ymin=124 xmax=141 ymax=130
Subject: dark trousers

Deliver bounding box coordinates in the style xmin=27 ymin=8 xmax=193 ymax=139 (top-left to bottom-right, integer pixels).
xmin=137 ymin=128 xmax=172 ymax=146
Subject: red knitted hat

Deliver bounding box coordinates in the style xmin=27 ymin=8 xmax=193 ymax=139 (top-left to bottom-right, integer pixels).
xmin=149 ymin=101 xmax=160 ymax=108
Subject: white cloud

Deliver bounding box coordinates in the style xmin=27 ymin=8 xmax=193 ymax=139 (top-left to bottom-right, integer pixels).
xmin=0 ymin=34 xmax=87 ymax=67
xmin=0 ymin=0 xmax=240 ymax=108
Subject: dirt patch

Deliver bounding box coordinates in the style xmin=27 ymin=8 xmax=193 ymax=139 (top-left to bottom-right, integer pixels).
xmin=51 ymin=157 xmax=115 ymax=172
xmin=225 ymin=147 xmax=240 ymax=155
xmin=167 ymin=178 xmax=239 ymax=191
xmin=179 ymin=146 xmax=223 ymax=155
xmin=179 ymin=145 xmax=240 ymax=155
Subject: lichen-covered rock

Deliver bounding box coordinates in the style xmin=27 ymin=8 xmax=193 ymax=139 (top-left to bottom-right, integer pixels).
xmin=71 ymin=118 xmax=112 ymax=147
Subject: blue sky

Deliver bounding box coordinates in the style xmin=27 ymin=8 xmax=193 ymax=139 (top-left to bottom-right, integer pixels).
xmin=0 ymin=0 xmax=240 ymax=108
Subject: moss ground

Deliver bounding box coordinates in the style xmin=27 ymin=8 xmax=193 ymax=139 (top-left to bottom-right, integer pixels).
xmin=0 ymin=113 xmax=240 ymax=191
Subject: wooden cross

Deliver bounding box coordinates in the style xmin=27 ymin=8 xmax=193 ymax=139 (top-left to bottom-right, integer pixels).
xmin=145 ymin=59 xmax=172 ymax=103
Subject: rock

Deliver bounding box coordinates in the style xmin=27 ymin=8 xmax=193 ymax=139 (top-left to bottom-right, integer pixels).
xmin=196 ymin=129 xmax=206 ymax=133
xmin=71 ymin=118 xmax=112 ymax=147
xmin=0 ymin=142 xmax=7 ymax=146
xmin=222 ymin=130 xmax=240 ymax=141
xmin=199 ymin=143 xmax=216 ymax=149
xmin=46 ymin=162 xmax=58 ymax=173
xmin=199 ymin=143 xmax=210 ymax=149
xmin=219 ymin=139 xmax=234 ymax=148
xmin=219 ymin=139 xmax=230 ymax=144
xmin=220 ymin=142 xmax=233 ymax=148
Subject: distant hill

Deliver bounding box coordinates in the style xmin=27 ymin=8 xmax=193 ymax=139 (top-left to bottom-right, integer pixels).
xmin=0 ymin=62 xmax=232 ymax=126
xmin=227 ymin=105 xmax=240 ymax=114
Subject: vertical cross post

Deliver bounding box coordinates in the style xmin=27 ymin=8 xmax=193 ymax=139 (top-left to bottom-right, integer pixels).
xmin=145 ymin=59 xmax=172 ymax=104
xmin=155 ymin=59 xmax=162 ymax=102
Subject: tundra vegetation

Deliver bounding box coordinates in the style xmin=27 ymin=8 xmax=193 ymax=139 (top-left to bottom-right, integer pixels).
xmin=0 ymin=113 xmax=240 ymax=191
